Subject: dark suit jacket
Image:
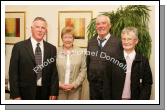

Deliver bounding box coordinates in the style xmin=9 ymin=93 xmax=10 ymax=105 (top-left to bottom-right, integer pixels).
xmin=105 ymin=51 xmax=153 ymax=100
xmin=87 ymin=34 xmax=122 ymax=99
xmin=9 ymin=38 xmax=59 ymax=100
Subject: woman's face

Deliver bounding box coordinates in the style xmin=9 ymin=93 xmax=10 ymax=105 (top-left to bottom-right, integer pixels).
xmin=62 ymin=33 xmax=74 ymax=49
xmin=121 ymin=32 xmax=138 ymax=52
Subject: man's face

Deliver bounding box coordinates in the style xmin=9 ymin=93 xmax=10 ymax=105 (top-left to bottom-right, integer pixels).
xmin=31 ymin=20 xmax=47 ymax=42
xmin=96 ymin=16 xmax=111 ymax=38
xmin=121 ymin=32 xmax=138 ymax=52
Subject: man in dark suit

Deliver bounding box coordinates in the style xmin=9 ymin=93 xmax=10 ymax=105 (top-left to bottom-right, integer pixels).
xmin=87 ymin=15 xmax=122 ymax=100
xmin=9 ymin=17 xmax=59 ymax=100
xmin=107 ymin=27 xmax=153 ymax=100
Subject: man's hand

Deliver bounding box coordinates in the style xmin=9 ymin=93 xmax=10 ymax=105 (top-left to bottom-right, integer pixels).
xmin=14 ymin=97 xmax=21 ymax=100
xmin=49 ymin=96 xmax=57 ymax=100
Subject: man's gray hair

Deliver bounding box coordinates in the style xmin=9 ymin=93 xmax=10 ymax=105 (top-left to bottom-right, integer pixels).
xmin=32 ymin=17 xmax=48 ymax=27
xmin=96 ymin=15 xmax=111 ymax=25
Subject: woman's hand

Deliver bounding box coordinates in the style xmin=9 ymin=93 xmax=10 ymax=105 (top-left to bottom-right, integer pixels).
xmin=64 ymin=84 xmax=74 ymax=91
xmin=59 ymin=84 xmax=74 ymax=91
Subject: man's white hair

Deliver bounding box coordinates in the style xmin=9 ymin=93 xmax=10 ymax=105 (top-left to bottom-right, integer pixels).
xmin=96 ymin=15 xmax=111 ymax=25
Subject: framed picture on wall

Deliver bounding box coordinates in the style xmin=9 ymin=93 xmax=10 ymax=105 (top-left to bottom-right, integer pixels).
xmin=58 ymin=11 xmax=93 ymax=47
xmin=5 ymin=12 xmax=25 ymax=44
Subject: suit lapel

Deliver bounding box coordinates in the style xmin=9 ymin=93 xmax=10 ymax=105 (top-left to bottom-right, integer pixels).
xmin=43 ymin=41 xmax=49 ymax=63
xmin=24 ymin=38 xmax=36 ymax=65
xmin=42 ymin=41 xmax=49 ymax=76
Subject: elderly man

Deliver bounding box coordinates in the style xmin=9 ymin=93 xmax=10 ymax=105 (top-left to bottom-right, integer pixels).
xmin=9 ymin=17 xmax=59 ymax=100
xmin=87 ymin=15 xmax=122 ymax=100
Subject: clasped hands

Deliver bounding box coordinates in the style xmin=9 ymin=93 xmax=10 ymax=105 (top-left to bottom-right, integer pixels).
xmin=59 ymin=83 xmax=74 ymax=92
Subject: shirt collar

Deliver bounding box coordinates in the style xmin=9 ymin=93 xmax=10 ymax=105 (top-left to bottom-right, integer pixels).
xmin=124 ymin=50 xmax=136 ymax=61
xmin=97 ymin=33 xmax=110 ymax=41
xmin=59 ymin=46 xmax=76 ymax=55
xmin=31 ymin=36 xmax=43 ymax=47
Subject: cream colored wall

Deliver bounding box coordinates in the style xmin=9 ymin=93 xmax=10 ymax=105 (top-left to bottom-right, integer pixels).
xmin=148 ymin=6 xmax=155 ymax=100
xmin=5 ymin=5 xmax=155 ymax=99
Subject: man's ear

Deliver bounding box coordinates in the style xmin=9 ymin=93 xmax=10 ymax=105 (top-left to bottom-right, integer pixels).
xmin=31 ymin=26 xmax=33 ymax=31
xmin=109 ymin=24 xmax=111 ymax=29
xmin=135 ymin=39 xmax=139 ymax=45
xmin=46 ymin=29 xmax=48 ymax=34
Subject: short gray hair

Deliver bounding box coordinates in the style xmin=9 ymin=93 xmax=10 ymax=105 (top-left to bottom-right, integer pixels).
xmin=96 ymin=15 xmax=111 ymax=25
xmin=32 ymin=17 xmax=48 ymax=27
xmin=121 ymin=27 xmax=138 ymax=39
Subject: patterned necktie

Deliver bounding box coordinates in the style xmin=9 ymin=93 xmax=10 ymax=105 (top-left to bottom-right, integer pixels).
xmin=98 ymin=38 xmax=106 ymax=48
xmin=122 ymin=55 xmax=132 ymax=99
xmin=35 ymin=43 xmax=42 ymax=80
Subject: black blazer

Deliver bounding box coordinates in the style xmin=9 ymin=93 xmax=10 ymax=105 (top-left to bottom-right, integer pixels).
xmin=9 ymin=38 xmax=59 ymax=100
xmin=105 ymin=51 xmax=153 ymax=100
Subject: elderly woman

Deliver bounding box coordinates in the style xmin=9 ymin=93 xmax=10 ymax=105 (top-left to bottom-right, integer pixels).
xmin=56 ymin=27 xmax=88 ymax=100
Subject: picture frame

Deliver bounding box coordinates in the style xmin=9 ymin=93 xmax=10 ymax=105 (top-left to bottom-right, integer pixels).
xmin=58 ymin=11 xmax=93 ymax=47
xmin=5 ymin=12 xmax=26 ymax=45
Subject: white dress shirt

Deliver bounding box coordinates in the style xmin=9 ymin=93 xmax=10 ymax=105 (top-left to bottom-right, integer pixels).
xmin=97 ymin=33 xmax=111 ymax=47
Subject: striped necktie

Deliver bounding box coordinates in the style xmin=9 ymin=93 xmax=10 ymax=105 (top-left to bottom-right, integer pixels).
xmin=35 ymin=43 xmax=42 ymax=80
xmin=98 ymin=38 xmax=106 ymax=48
